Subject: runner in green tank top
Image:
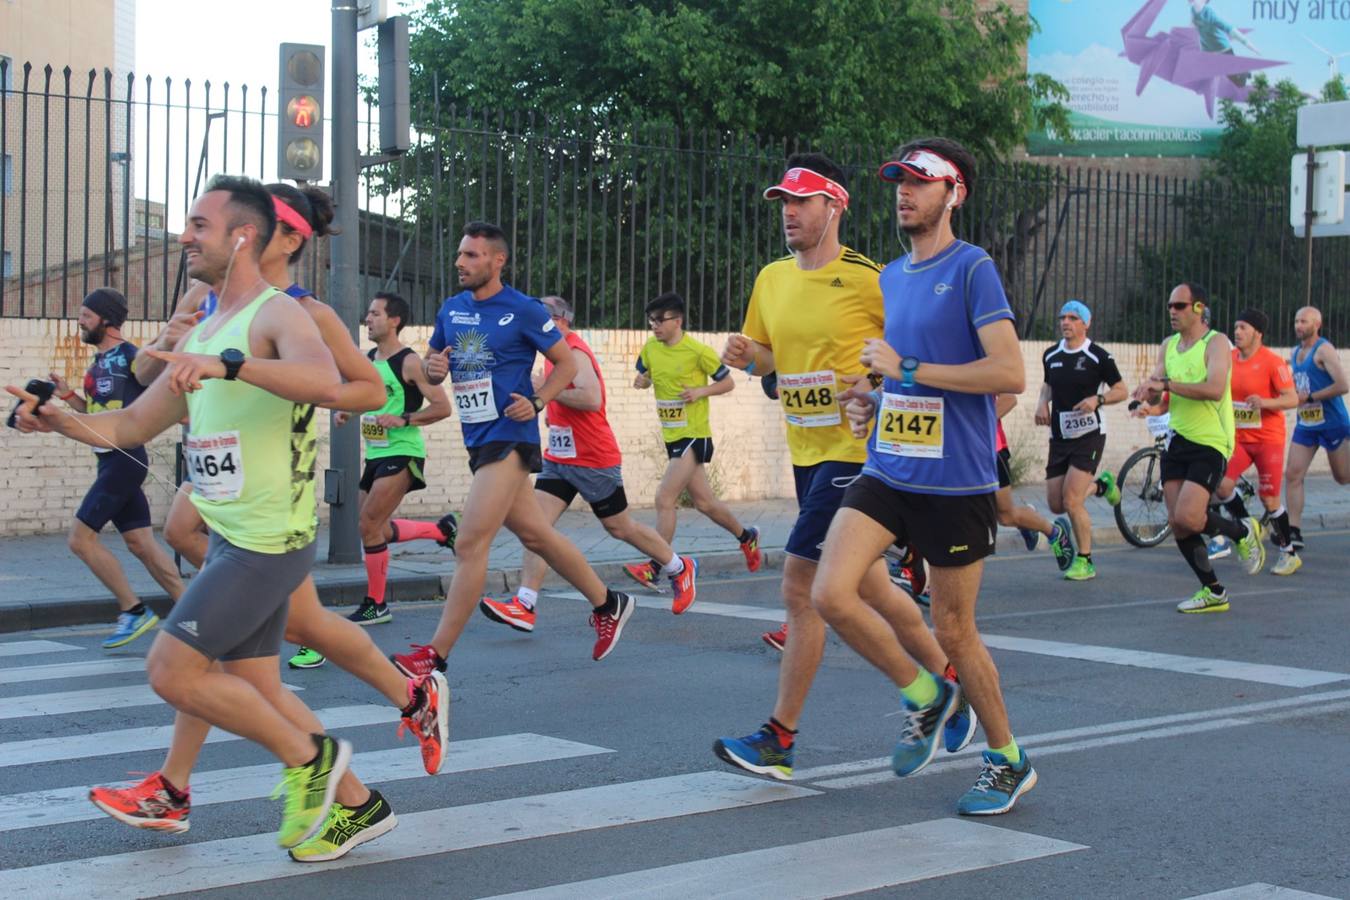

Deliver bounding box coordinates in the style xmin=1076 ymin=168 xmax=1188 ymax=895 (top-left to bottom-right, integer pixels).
xmin=1134 ymin=283 xmax=1265 ymax=614
xmin=332 ymin=291 xmax=451 ymax=628
xmin=8 ymin=176 xmax=358 ymax=853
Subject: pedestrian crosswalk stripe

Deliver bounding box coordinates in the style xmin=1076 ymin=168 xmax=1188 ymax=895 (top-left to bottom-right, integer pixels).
xmin=0 ymin=683 xmax=303 ymax=721
xmin=0 ymin=640 xmax=82 ymax=658
xmin=483 ymin=818 xmax=1086 ymax=899
xmin=0 ymin=771 xmax=818 ymax=897
xmin=0 ymin=732 xmax=611 ymax=833
xmin=0 ymin=704 xmax=400 ymax=769
xmin=1183 ymin=885 xmax=1340 ymax=900
xmin=0 ymin=657 xmax=146 ymax=685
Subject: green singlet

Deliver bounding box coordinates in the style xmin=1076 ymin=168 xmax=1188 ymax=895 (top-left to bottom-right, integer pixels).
xmin=362 ymin=346 xmax=426 ymax=460
xmin=1164 ymin=330 xmax=1234 ymax=459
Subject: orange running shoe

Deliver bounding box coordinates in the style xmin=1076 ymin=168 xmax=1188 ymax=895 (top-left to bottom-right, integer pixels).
xmin=761 ymin=623 xmax=787 ymax=652
xmin=740 ymin=526 xmax=763 ymax=572
xmin=399 ymin=671 xmax=450 ymax=775
xmin=478 ymin=595 xmax=537 ymax=632
xmin=623 ymin=561 xmax=664 ymax=593
xmin=89 ymin=772 xmax=190 ymax=833
xmin=670 ymin=556 xmax=699 ymax=614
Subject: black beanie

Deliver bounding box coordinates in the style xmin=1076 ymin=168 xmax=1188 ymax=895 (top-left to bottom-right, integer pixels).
xmin=1236 ymin=308 xmax=1268 ymax=336
xmin=82 ymin=287 xmax=128 ymax=329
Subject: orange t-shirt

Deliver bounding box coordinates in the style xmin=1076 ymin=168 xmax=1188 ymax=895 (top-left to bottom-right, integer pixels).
xmin=1230 ymin=346 xmax=1293 ymax=444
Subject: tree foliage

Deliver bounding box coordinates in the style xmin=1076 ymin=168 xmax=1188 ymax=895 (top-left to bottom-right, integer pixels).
xmin=407 ymin=0 xmax=1069 ymax=158
xmin=1211 ymin=75 xmax=1348 ymax=191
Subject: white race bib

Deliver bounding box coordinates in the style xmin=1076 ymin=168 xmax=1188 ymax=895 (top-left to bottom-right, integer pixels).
xmin=547 ymin=424 xmax=577 ymax=459
xmin=453 ymin=376 xmax=497 ymax=423
xmin=656 ymin=398 xmax=686 ymax=429
xmin=1145 ymin=414 xmax=1171 ymax=439
xmin=875 ymin=394 xmax=944 ymax=459
xmin=360 ymin=414 xmax=390 ymax=448
xmin=1233 ymin=401 xmax=1261 ymax=430
xmin=1058 ymin=409 xmax=1100 ymax=440
xmin=777 ymin=369 xmax=841 ymax=427
xmin=184 ymin=431 xmax=244 ymax=501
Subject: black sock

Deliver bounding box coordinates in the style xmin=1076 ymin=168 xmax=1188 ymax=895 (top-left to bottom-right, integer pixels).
xmin=1220 ymin=494 xmax=1249 ymax=522
xmin=160 ymin=774 xmax=189 ymax=801
xmin=738 ymin=529 xmax=753 ymax=544
xmin=595 ymin=590 xmax=621 ymax=617
xmin=1177 ymin=533 xmax=1222 ymax=589
xmin=1205 ymin=510 xmax=1248 ymax=541
xmin=400 ymin=684 xmax=424 ymax=717
xmin=1269 ymin=509 xmax=1292 ymax=548
xmin=126 ymin=602 xmax=145 ymax=617
xmin=767 ymin=716 xmax=798 ymax=748
xmin=1080 ymin=553 xmax=1092 ymax=564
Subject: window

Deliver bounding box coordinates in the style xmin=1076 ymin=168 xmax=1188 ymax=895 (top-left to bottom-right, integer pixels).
xmin=2 ymin=251 xmax=12 ymax=278
xmin=3 ymin=153 xmax=11 ymax=196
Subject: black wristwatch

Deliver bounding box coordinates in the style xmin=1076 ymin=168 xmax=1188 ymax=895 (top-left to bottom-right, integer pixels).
xmin=220 ymin=348 xmax=245 ymax=381
xmin=1096 ymin=392 xmax=1105 ymax=410
xmin=401 ymin=413 xmax=412 ymax=427
xmin=530 ymin=395 xmax=545 ymax=412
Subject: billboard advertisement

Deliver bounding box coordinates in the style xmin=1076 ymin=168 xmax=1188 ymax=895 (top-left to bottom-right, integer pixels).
xmin=1027 ymin=0 xmax=1350 ymax=157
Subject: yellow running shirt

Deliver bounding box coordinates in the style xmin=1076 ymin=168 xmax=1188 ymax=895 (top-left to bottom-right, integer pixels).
xmin=742 ymin=247 xmax=883 ymax=466
xmin=637 ymin=334 xmax=729 ymax=442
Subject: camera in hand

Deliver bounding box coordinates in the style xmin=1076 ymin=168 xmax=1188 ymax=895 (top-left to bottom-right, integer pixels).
xmin=6 ymin=379 xmax=56 ymax=429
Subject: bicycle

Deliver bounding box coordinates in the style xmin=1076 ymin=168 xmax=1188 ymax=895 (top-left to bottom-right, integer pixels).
xmin=1113 ymin=408 xmax=1255 ymax=548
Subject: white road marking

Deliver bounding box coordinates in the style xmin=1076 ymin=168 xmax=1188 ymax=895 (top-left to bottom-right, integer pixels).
xmin=1183 ymin=884 xmax=1341 ymax=899
xmin=980 ymin=633 xmax=1349 ymax=687
xmin=975 ymin=588 xmax=1299 ymax=621
xmin=0 ymin=772 xmax=819 ymax=897
xmin=0 ymin=683 xmax=301 ymax=721
xmin=0 ymin=640 xmax=82 ymax=658
xmin=0 ymin=732 xmax=611 ymax=833
xmin=0 ymin=657 xmax=146 ymax=685
xmin=0 ymin=704 xmax=400 ymax=769
xmin=484 ymin=818 xmax=1085 ymax=898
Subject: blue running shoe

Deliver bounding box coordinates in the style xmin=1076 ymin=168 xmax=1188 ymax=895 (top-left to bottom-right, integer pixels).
xmin=1017 ymin=504 xmax=1042 ymax=552
xmin=957 ymin=750 xmax=1037 ymax=816
xmin=942 ymin=666 xmax=978 ymax=753
xmin=892 ymin=678 xmax=959 ymax=777
xmin=713 ymin=725 xmax=794 ymax=781
xmin=1207 ymin=535 xmax=1231 ymax=560
xmin=102 ymin=608 xmax=159 ymax=649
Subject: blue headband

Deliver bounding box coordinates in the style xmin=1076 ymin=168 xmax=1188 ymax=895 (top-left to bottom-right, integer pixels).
xmin=1059 ymin=300 xmax=1091 ymax=326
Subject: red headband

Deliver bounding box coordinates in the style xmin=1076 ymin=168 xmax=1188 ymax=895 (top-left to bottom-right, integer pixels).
xmin=272 ymin=195 xmax=313 ymax=238
xmin=762 ymin=167 xmax=850 ymax=208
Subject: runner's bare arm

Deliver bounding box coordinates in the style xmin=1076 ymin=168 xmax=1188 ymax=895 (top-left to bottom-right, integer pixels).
xmin=1166 ymin=332 xmax=1231 ymax=401
xmin=996 ymin=393 xmax=1017 ymax=419
xmin=1033 ymin=382 xmax=1051 ymax=425
xmin=402 ymin=350 xmax=452 ymax=424
xmin=7 ymin=367 xmax=188 ymax=449
xmin=552 ymin=347 xmax=602 ymax=412
xmin=135 ymin=282 xmax=211 ymax=385
xmin=301 ymin=299 xmax=386 ymax=412
xmin=866 ymin=318 xmax=1024 ymax=395
xmin=681 ymin=374 xmax=734 ymax=403
xmin=1133 ymin=342 xmax=1170 ymax=403
xmin=533 ymin=338 xmax=578 ymax=406
xmin=1312 ymin=342 xmax=1350 ymax=401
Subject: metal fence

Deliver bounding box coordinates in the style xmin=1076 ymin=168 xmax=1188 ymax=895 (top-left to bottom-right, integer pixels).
xmin=4 ymin=59 xmax=1348 ymax=348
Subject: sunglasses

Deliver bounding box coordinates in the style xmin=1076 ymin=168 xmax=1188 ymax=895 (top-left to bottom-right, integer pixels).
xmin=1167 ymin=302 xmax=1191 ymax=311
xmin=648 ymin=315 xmax=678 ymax=325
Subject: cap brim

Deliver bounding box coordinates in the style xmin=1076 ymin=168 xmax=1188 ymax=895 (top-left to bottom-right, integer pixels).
xmin=878 ymin=161 xmax=950 ymax=183
xmin=763 ymin=186 xmax=830 ymax=201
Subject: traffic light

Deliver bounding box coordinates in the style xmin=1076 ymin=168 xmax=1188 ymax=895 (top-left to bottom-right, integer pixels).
xmin=277 ymin=43 xmax=325 ymax=182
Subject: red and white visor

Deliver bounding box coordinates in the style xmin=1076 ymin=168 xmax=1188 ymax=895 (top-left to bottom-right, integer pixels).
xmin=878 ymin=150 xmax=964 ymax=186
xmin=762 ymin=167 xmax=850 ymax=207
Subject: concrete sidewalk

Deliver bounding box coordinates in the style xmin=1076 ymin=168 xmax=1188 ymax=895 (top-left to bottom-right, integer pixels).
xmin=3 ymin=476 xmax=1347 ymax=632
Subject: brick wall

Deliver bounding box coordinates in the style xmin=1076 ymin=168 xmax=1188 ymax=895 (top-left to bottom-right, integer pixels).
xmin=0 ymin=318 xmax=1338 ymax=536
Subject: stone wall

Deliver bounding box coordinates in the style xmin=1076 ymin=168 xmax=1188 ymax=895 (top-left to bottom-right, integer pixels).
xmin=0 ymin=317 xmax=1338 ymax=536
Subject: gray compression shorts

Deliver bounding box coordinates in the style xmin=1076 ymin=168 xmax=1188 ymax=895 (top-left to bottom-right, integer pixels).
xmin=162 ymin=532 xmax=315 ymax=661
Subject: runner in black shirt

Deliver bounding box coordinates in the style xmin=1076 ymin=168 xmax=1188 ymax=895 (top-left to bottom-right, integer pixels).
xmin=1033 ymin=301 xmax=1127 ymax=581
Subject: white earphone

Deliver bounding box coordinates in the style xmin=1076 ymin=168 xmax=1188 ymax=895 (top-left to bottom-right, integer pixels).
xmin=234 ymin=235 xmax=246 ymax=249
xmin=945 ymin=188 xmax=958 ymax=212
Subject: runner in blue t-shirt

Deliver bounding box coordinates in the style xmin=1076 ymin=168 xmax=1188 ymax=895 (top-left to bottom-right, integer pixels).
xmin=392 ymin=222 xmax=637 ymax=676
xmin=812 ymin=139 xmax=1037 ymax=817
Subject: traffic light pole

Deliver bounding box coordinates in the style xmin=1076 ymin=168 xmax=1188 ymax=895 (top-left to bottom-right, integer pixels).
xmin=326 ymin=0 xmax=362 ymax=565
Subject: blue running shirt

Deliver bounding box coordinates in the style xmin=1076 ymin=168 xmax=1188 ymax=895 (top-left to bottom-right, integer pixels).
xmin=864 ymin=240 xmax=1014 ymax=495
xmin=1290 ymin=337 xmax=1350 ymax=432
xmin=429 ymin=284 xmax=562 ymax=447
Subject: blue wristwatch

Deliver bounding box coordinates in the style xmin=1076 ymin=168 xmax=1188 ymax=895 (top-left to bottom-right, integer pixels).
xmin=900 ymin=356 xmax=920 ymax=388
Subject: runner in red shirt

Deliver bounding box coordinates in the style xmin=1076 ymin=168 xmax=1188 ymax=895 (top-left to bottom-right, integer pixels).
xmin=1215 ymin=309 xmax=1298 ymax=570
xmin=478 ymin=295 xmax=698 ymax=631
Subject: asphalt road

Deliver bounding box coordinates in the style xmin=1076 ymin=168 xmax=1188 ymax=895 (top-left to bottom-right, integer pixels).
xmin=1 ymin=530 xmax=1348 ymax=899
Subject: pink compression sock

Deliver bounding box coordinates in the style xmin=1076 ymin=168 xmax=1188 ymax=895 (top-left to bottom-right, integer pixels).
xmin=364 ymin=543 xmax=389 ymax=603
xmin=390 ymin=519 xmax=445 ymax=543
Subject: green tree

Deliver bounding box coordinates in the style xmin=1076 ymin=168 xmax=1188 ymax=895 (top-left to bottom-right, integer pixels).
xmin=408 ymin=0 xmax=1068 ymax=157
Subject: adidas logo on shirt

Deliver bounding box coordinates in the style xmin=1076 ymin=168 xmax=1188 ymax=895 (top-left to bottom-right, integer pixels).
xmin=830 ymin=278 xmax=845 ymax=288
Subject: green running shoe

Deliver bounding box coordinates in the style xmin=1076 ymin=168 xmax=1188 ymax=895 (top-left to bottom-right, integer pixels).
xmin=288 ymin=646 xmax=326 ymax=669
xmin=1048 ymin=517 xmax=1075 ymax=572
xmin=273 ymin=735 xmax=352 ymax=848
xmin=288 ymin=789 xmax=398 ymax=862
xmin=1096 ymin=470 xmax=1121 ymax=507
xmin=1177 ymin=586 xmax=1229 ymax=614
xmin=1235 ymin=517 xmax=1266 ymax=576
xmin=1064 ymin=556 xmax=1096 ymax=581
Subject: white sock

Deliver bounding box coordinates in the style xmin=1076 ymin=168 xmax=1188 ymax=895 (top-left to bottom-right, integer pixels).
xmin=515 ymin=587 xmax=538 ymax=609
xmin=661 ymin=554 xmax=684 ymax=576
xmin=1216 ymin=492 xmax=1236 ymax=504
xmin=1272 ymin=505 xmax=1287 ymax=518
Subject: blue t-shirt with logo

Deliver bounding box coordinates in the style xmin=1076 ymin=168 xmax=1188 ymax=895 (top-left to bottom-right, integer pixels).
xmin=429 ymin=284 xmax=562 ymax=447
xmin=864 ymin=240 xmax=1014 ymax=496
xmin=84 ymin=341 xmax=146 ymax=453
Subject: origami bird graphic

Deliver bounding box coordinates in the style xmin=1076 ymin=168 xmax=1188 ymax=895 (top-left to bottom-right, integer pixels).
xmin=1120 ymin=0 xmax=1284 ymax=118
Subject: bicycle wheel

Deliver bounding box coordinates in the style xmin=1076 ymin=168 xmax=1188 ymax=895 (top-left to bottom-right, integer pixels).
xmin=1114 ymin=446 xmax=1172 ymax=548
